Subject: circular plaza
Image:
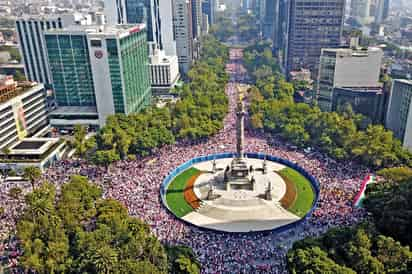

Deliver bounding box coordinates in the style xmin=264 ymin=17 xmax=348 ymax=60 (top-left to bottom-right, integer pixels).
xmin=161 ymin=153 xmax=319 ymax=233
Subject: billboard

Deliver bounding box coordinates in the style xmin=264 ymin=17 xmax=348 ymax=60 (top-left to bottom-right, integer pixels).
xmin=12 ymin=100 xmax=27 ymax=140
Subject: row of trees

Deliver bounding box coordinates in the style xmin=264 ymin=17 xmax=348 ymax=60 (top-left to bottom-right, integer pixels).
xmin=364 ymin=167 xmax=412 ymax=247
xmin=243 ymin=41 xmax=281 ymax=83
xmin=92 ymin=36 xmax=229 ymax=166
xmin=14 ymin=175 xmax=200 ymax=274
xmin=288 ymin=167 xmax=412 ymax=273
xmin=249 ymin=96 xmax=412 ymax=168
xmin=244 ymin=43 xmax=412 ymax=169
xmin=287 ymin=223 xmax=412 ymax=273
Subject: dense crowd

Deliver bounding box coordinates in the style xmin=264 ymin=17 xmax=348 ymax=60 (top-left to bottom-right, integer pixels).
xmin=0 ymin=49 xmax=368 ymax=273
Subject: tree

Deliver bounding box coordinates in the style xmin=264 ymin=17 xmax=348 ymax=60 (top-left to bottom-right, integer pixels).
xmin=287 ymin=224 xmax=412 ymax=274
xmin=14 ymin=70 xmax=26 ymax=81
xmin=92 ymin=150 xmax=120 ymax=172
xmin=8 ymin=187 xmax=22 ymax=200
xmin=166 ymin=245 xmax=201 ymax=274
xmin=16 ymin=176 xmax=170 ymax=274
xmin=23 ymin=166 xmax=42 ymax=191
xmin=377 ymin=167 xmax=412 ymax=184
xmin=364 ymin=179 xmax=412 ymax=246
xmin=287 ymin=246 xmax=356 ymax=274
xmin=2 ymin=146 xmax=10 ymax=160
xmin=73 ymin=125 xmax=94 ymax=158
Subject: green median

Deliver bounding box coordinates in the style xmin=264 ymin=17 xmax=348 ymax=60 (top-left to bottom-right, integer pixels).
xmin=165 ymin=167 xmax=201 ymax=218
xmin=278 ymin=167 xmax=316 ymax=217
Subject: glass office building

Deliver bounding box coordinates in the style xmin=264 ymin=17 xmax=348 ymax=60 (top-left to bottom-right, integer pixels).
xmin=285 ymin=0 xmax=345 ymax=78
xmin=45 ymin=25 xmax=151 ymax=127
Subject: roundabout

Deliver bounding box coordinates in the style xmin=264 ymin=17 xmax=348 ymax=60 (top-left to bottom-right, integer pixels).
xmin=161 ymin=90 xmax=318 ymax=233
xmin=161 ymin=154 xmax=318 ymax=232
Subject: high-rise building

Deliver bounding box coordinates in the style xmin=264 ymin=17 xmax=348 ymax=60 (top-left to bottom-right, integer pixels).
xmin=104 ymin=0 xmax=127 ymax=24
xmin=285 ymin=0 xmax=345 ymax=77
xmin=332 ymin=87 xmax=386 ymax=123
xmin=351 ymin=0 xmax=371 ymax=21
xmin=0 ymin=78 xmax=66 ymax=170
xmin=159 ymin=0 xmax=177 ymax=56
xmin=375 ymin=0 xmax=390 ymax=24
xmin=15 ymin=15 xmax=81 ymax=87
xmin=45 ymin=24 xmax=151 ymax=127
xmin=273 ymin=0 xmax=288 ymax=71
xmin=317 ymin=47 xmax=383 ymax=111
xmin=173 ymin=0 xmax=194 ymax=74
xmin=104 ymin=0 xmax=177 ymax=56
xmin=191 ymin=0 xmax=202 ymax=38
xmin=386 ymin=79 xmax=412 ymax=151
xmin=104 ymin=0 xmax=159 ymax=47
xmin=149 ymin=49 xmax=180 ymax=95
xmin=262 ymin=0 xmax=278 ymax=40
xmin=202 ymin=0 xmax=215 ymax=25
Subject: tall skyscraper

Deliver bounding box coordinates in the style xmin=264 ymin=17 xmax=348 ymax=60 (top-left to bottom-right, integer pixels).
xmin=174 ymin=0 xmax=194 ymax=74
xmin=191 ymin=0 xmax=203 ymax=38
xmin=105 ymin=0 xmax=127 ymax=24
xmin=262 ymin=0 xmax=278 ymax=40
xmin=159 ymin=0 xmax=177 ymax=56
xmin=273 ymin=0 xmax=288 ymax=71
xmin=317 ymin=47 xmax=383 ymax=111
xmin=285 ymin=0 xmax=345 ymax=78
xmin=202 ymin=0 xmax=215 ymax=25
xmin=105 ymin=0 xmax=159 ymax=47
xmin=44 ymin=25 xmax=151 ymax=126
xmin=375 ymin=0 xmax=390 ymax=24
xmin=15 ymin=15 xmax=79 ymax=87
xmin=104 ymin=0 xmax=176 ymax=56
xmin=351 ymin=0 xmax=371 ymax=20
xmin=386 ymin=79 xmax=412 ymax=152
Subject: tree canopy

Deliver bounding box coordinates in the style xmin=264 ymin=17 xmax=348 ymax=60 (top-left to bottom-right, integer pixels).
xmin=288 ymin=224 xmax=412 ymax=274
xmin=16 ymin=176 xmax=170 ymax=274
xmin=93 ymin=37 xmax=229 ymax=164
xmin=244 ymin=42 xmax=412 ymax=169
xmin=364 ymin=169 xmax=412 ymax=246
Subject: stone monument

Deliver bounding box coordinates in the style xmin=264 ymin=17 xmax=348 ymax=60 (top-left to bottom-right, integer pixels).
xmin=225 ymin=88 xmax=255 ymax=191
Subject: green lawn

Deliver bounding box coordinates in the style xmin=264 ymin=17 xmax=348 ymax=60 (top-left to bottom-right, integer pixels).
xmin=165 ymin=167 xmax=201 ymax=218
xmin=278 ymin=167 xmax=316 ymax=217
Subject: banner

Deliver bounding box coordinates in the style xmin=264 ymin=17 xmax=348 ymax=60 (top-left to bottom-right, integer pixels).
xmin=12 ymin=100 xmax=27 ymax=140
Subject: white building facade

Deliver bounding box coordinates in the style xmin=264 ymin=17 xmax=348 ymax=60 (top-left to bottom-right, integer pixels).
xmin=15 ymin=15 xmax=79 ymax=86
xmin=317 ymin=47 xmax=383 ymax=111
xmin=386 ymin=79 xmax=412 ymax=152
xmin=174 ymin=0 xmax=193 ymax=74
xmin=150 ymin=49 xmax=180 ymax=95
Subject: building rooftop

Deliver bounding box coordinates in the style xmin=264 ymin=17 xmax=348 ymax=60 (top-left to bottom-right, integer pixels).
xmin=394 ymin=79 xmax=412 ymax=85
xmin=50 ymin=106 xmax=98 ymax=115
xmin=0 ymin=80 xmax=43 ymax=106
xmin=45 ymin=23 xmax=146 ymax=37
xmin=322 ymin=47 xmax=383 ymax=57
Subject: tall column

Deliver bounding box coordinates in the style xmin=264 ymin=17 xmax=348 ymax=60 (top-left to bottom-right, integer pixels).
xmin=236 ymin=97 xmax=245 ymax=159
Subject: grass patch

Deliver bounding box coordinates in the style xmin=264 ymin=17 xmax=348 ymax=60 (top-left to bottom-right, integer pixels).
xmin=278 ymin=167 xmax=315 ymax=217
xmin=166 ymin=167 xmax=201 ymax=218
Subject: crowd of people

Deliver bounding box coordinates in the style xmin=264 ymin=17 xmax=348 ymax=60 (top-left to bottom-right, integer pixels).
xmin=0 ymin=49 xmax=369 ymax=273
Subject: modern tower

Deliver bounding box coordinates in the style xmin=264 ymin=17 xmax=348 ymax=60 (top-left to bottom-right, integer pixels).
xmin=351 ymin=0 xmax=371 ymax=22
xmin=104 ymin=0 xmax=176 ymax=56
xmin=191 ymin=0 xmax=203 ymax=38
xmin=262 ymin=0 xmax=278 ymax=40
xmin=386 ymin=79 xmax=412 ymax=152
xmin=44 ymin=24 xmax=151 ymax=127
xmin=202 ymin=0 xmax=215 ymax=25
xmin=173 ymin=0 xmax=194 ymax=74
xmin=285 ymin=0 xmax=345 ymax=78
xmin=375 ymin=0 xmax=390 ymax=24
xmin=15 ymin=15 xmax=82 ymax=87
xmin=317 ymin=47 xmax=383 ymax=111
